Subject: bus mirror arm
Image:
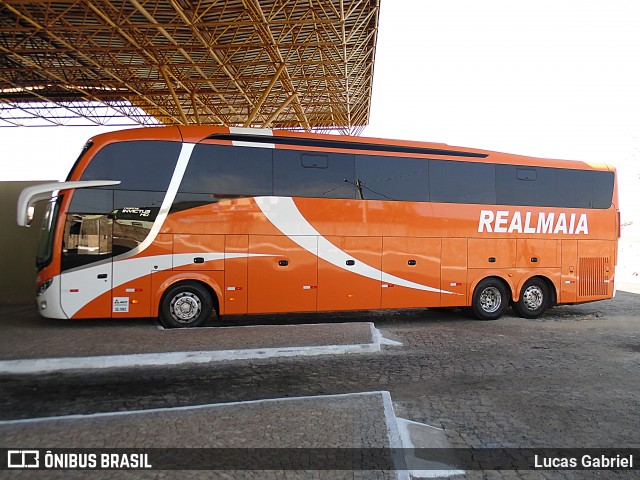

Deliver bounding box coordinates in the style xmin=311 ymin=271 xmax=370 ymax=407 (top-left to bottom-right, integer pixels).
xmin=16 ymin=180 xmax=121 ymax=227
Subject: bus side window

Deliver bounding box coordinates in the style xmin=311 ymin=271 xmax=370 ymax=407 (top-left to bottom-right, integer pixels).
xmin=112 ymin=190 xmax=165 ymax=256
xmin=170 ymin=143 xmax=273 ymax=212
xmin=302 ymin=154 xmax=328 ymax=169
xmin=180 ymin=144 xmax=273 ymax=196
xmin=496 ymin=165 xmax=555 ymax=207
xmin=430 ymin=160 xmax=496 ymax=204
xmin=557 ymin=169 xmax=614 ymax=209
xmin=496 ymin=166 xmax=614 ymax=209
xmin=354 ymin=155 xmax=428 ymax=201
xmin=274 ymin=149 xmax=355 ymax=199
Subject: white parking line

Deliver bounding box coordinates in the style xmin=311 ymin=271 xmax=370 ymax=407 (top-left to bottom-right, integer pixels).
xmin=0 ymin=343 xmax=377 ymax=375
xmin=0 ymin=391 xmax=389 ymax=425
xmin=0 ymin=325 xmax=401 ymax=375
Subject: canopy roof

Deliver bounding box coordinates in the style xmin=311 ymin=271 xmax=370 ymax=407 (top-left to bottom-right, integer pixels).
xmin=0 ymin=0 xmax=380 ymax=133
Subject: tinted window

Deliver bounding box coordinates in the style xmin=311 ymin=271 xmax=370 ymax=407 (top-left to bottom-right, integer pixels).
xmin=62 ymin=189 xmax=114 ymax=271
xmin=63 ymin=189 xmax=164 ymax=269
xmin=557 ymin=169 xmax=614 ymax=209
xmin=302 ymin=154 xmax=328 ymax=168
xmin=274 ymin=149 xmax=355 ymax=199
xmin=496 ymin=166 xmax=614 ymax=209
xmin=113 ymin=190 xmax=165 ymax=212
xmin=68 ymin=188 xmax=113 ymax=214
xmin=496 ymin=165 xmax=557 ymax=207
xmin=112 ymin=190 xmax=162 ymax=256
xmin=355 ymin=155 xmax=428 ymax=201
xmin=80 ymin=141 xmax=181 ymax=191
xmin=179 ymin=144 xmax=272 ymax=197
xmin=430 ymin=160 xmax=496 ymax=204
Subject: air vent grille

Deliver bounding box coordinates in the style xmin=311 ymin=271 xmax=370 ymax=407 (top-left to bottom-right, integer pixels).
xmin=578 ymin=257 xmax=609 ymax=297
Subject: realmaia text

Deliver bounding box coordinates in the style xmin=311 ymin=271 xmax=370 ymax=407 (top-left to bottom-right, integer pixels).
xmin=478 ymin=210 xmax=589 ymax=235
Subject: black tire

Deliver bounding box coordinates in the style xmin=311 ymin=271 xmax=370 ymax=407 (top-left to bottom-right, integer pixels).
xmin=514 ymin=277 xmax=549 ymax=319
xmin=472 ymin=278 xmax=509 ymax=320
xmin=159 ymin=281 xmax=213 ymax=328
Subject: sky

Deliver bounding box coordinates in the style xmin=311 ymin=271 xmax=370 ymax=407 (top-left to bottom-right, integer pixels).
xmin=2 ymin=0 xmax=640 ymax=215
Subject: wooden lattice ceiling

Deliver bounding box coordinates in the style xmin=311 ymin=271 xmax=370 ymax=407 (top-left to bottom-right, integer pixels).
xmin=0 ymin=0 xmax=380 ymax=133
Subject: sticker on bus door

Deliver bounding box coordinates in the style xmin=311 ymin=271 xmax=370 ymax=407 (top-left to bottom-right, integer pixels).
xmin=113 ymin=297 xmax=130 ymax=313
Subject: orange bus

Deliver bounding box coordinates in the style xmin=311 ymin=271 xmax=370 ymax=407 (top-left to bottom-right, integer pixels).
xmin=17 ymin=126 xmax=619 ymax=327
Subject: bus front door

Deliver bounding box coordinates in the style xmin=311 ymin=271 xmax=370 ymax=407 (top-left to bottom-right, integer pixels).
xmin=60 ymin=211 xmax=114 ymax=319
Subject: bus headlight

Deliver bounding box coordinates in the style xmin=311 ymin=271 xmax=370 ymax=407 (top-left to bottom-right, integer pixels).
xmin=36 ymin=279 xmax=53 ymax=297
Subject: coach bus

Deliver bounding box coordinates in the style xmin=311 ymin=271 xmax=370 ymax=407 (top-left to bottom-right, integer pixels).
xmin=17 ymin=126 xmax=619 ymax=327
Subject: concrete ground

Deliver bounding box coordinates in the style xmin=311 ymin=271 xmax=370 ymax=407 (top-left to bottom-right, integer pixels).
xmin=1 ymin=290 xmax=640 ymax=479
xmin=0 ymin=391 xmax=414 ymax=479
xmin=0 ymin=306 xmax=384 ymax=374
xmin=0 ymin=306 xmax=377 ymax=361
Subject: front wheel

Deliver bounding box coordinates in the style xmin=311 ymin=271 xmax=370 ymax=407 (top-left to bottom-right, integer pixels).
xmin=472 ymin=278 xmax=509 ymax=320
xmin=513 ymin=278 xmax=549 ymax=319
xmin=159 ymin=281 xmax=213 ymax=328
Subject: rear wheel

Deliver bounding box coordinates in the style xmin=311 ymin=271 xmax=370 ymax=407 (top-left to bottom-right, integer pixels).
xmin=472 ymin=278 xmax=509 ymax=320
xmin=160 ymin=281 xmax=213 ymax=328
xmin=514 ymin=278 xmax=549 ymax=319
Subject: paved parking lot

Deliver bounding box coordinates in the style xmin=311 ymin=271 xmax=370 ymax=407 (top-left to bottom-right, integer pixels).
xmin=0 ymin=306 xmax=384 ymax=374
xmin=1 ymin=291 xmax=639 ymax=479
xmin=1 ymin=391 xmax=415 ymax=479
xmin=0 ymin=306 xmax=381 ymax=361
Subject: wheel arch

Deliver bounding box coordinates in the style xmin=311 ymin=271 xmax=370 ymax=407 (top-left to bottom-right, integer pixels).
xmin=152 ymin=273 xmax=221 ymax=317
xmin=515 ymin=273 xmax=558 ymax=307
xmin=468 ymin=273 xmax=514 ymax=306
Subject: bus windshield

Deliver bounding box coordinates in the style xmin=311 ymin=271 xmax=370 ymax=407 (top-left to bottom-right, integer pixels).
xmin=36 ymin=196 xmax=61 ymax=271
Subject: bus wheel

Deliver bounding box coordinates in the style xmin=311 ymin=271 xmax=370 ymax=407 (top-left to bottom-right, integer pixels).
xmin=160 ymin=281 xmax=213 ymax=328
xmin=514 ymin=278 xmax=549 ymax=319
xmin=472 ymin=278 xmax=508 ymax=320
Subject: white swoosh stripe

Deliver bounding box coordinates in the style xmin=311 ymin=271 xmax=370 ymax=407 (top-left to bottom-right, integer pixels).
xmin=229 ymin=126 xmax=274 ymax=148
xmin=60 ymin=252 xmax=274 ymax=318
xmin=116 ymin=252 xmax=273 ymax=292
xmin=115 ymin=142 xmax=196 ymax=261
xmin=62 ymin=142 xmax=197 ymax=316
xmin=61 ymin=142 xmax=197 ymax=275
xmin=255 ymin=197 xmax=453 ymax=295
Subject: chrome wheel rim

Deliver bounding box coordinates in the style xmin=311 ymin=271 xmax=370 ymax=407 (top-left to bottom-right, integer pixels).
xmin=522 ymin=285 xmax=543 ymax=311
xmin=480 ymin=286 xmax=502 ymax=313
xmin=170 ymin=292 xmax=201 ymax=323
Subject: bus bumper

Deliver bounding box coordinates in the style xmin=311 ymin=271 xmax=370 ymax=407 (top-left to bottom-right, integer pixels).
xmin=36 ymin=275 xmax=68 ymax=319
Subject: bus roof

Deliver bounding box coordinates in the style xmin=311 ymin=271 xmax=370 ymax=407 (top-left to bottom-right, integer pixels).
xmin=86 ymin=125 xmax=613 ymax=172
